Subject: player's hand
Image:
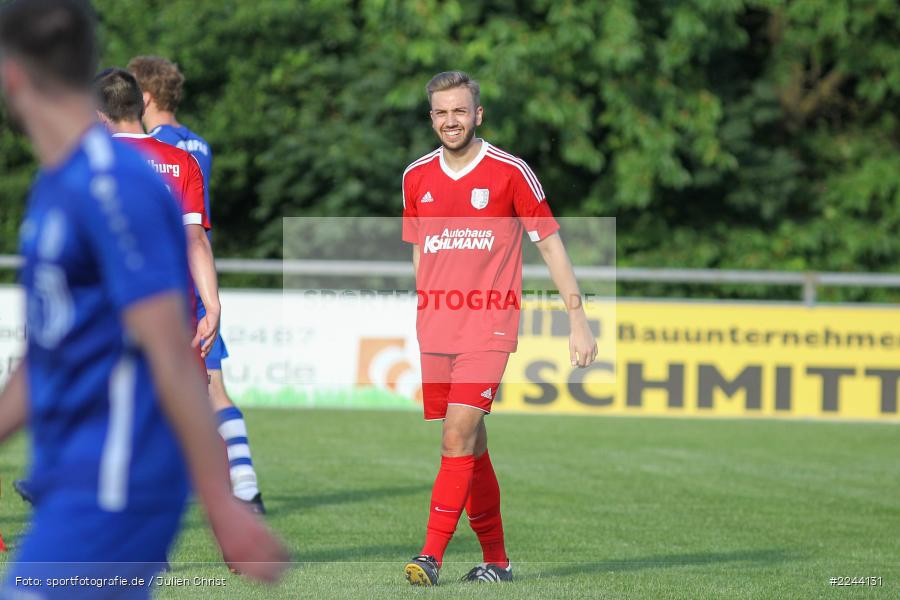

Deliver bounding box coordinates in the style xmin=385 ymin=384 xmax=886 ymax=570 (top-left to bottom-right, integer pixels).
xmin=569 ymin=314 xmax=597 ymax=368
xmin=192 ymin=308 xmax=220 ymax=358
xmin=209 ymin=497 xmax=290 ymax=582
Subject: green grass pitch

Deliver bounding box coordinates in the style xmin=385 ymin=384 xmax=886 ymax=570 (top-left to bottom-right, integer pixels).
xmin=1 ymin=408 xmax=898 ymax=599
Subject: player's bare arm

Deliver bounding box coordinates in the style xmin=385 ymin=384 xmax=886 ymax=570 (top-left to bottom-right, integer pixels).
xmin=535 ymin=232 xmax=598 ymax=368
xmin=412 ymin=243 xmax=421 ymax=277
xmin=185 ymin=223 xmax=221 ymax=356
xmin=124 ymin=290 xmax=287 ymax=581
xmin=0 ymin=361 xmax=27 ymax=444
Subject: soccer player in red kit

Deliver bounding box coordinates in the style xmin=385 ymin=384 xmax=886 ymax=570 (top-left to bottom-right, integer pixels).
xmin=402 ymin=71 xmax=598 ymax=586
xmin=93 ymin=68 xmax=220 ymax=361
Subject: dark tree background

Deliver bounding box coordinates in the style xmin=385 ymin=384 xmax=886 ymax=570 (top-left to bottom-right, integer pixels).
xmin=1 ymin=0 xmax=898 ymax=298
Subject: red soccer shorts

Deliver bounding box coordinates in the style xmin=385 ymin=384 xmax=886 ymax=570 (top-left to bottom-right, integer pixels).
xmin=420 ymin=351 xmax=510 ymax=420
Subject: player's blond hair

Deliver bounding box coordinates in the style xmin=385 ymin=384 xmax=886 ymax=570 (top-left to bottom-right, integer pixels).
xmin=426 ymin=71 xmax=480 ymax=107
xmin=127 ymin=55 xmax=184 ymax=112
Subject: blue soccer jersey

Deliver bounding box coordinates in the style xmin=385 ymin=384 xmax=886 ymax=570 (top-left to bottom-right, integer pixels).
xmin=150 ymin=123 xmax=230 ymax=369
xmin=18 ymin=125 xmax=190 ymax=511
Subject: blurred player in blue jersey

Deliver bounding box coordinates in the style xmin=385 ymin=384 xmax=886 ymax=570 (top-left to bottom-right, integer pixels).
xmin=128 ymin=56 xmax=265 ymax=513
xmin=0 ymin=1 xmax=286 ymax=597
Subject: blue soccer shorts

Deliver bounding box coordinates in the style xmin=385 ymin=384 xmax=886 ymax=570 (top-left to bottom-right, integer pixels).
xmin=196 ymin=296 xmax=229 ymax=371
xmin=2 ymin=496 xmax=185 ymax=599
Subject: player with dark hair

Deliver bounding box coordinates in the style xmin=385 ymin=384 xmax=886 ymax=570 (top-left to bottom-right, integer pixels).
xmin=128 ymin=55 xmax=265 ymax=513
xmin=93 ymin=67 xmax=220 ymax=363
xmin=0 ymin=1 xmax=286 ymax=596
xmin=401 ymin=71 xmax=597 ymax=586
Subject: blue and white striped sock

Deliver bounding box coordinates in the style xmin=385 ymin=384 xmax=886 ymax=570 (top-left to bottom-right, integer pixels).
xmin=216 ymin=406 xmax=259 ymax=501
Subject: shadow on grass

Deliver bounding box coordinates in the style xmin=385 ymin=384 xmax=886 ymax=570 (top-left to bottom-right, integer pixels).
xmin=264 ymin=484 xmax=432 ymax=514
xmin=528 ymin=549 xmax=795 ymax=579
xmin=176 ymin=483 xmax=433 ymax=533
xmin=292 ymin=543 xmax=418 ymax=563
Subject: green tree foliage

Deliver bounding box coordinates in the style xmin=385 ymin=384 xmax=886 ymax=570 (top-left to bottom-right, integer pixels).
xmin=0 ymin=0 xmax=897 ymax=291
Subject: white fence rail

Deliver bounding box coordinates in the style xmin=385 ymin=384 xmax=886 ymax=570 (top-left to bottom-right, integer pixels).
xmin=2 ymin=255 xmax=900 ymax=305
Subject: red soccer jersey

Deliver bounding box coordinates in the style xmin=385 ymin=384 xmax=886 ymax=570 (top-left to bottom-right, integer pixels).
xmin=114 ymin=133 xmax=209 ymax=327
xmin=402 ymin=141 xmax=559 ymax=353
xmin=113 ymin=133 xmax=209 ymax=229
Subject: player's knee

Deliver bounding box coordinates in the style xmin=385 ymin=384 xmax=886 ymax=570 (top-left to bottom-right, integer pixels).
xmin=441 ymin=427 xmax=476 ymax=456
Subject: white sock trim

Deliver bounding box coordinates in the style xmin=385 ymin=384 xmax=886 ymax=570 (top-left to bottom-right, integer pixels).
xmin=218 ymin=418 xmax=248 ymax=440
xmin=226 ymin=443 xmax=252 ymax=461
xmin=230 ymin=464 xmax=258 ymax=500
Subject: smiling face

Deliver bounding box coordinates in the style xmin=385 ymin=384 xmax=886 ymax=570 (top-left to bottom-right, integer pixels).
xmin=429 ymin=86 xmax=483 ymax=153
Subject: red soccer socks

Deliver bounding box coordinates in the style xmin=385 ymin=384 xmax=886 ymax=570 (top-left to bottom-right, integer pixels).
xmin=421 ymin=454 xmax=475 ymax=566
xmin=420 ymin=452 xmax=509 ymax=568
xmin=466 ymin=451 xmax=508 ymax=568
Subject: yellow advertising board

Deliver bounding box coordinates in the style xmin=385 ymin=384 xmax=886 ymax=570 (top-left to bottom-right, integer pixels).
xmin=498 ymin=301 xmax=900 ymax=421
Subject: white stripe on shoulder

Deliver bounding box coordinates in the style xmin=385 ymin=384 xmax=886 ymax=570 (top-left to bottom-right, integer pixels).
xmin=487 ymin=146 xmax=545 ymax=200
xmin=402 ymin=148 xmax=441 ymax=208
xmin=486 ymin=150 xmax=544 ymax=201
xmin=403 ymin=148 xmax=441 ymax=178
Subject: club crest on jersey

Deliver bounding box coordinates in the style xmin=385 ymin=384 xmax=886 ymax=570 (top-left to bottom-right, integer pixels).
xmin=471 ymin=188 xmax=490 ymax=210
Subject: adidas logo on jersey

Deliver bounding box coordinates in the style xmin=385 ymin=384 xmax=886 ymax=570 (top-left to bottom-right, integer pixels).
xmin=421 ymin=191 xmax=435 ymax=203
xmin=481 ymin=388 xmax=493 ymax=400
